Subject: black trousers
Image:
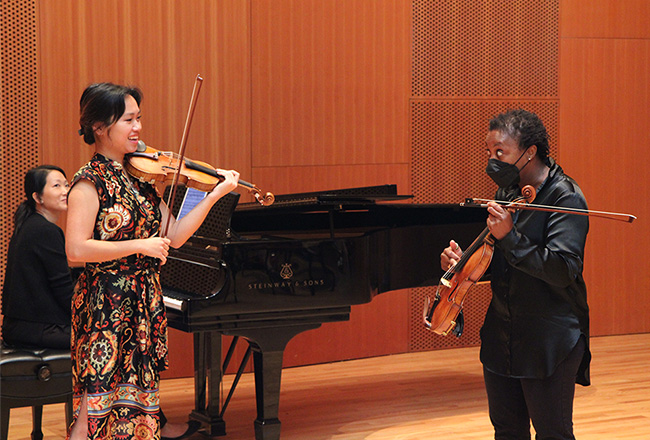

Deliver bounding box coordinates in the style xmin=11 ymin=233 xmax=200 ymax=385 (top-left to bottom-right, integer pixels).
xmin=483 ymin=336 xmax=586 ymax=440
xmin=1 ymin=317 xmax=71 ymax=349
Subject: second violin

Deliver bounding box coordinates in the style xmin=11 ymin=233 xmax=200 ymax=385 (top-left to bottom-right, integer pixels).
xmin=422 ymin=185 xmax=536 ymax=336
xmin=125 ymin=141 xmax=275 ymax=206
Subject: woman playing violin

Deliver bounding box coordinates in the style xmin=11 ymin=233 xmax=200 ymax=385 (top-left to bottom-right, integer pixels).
xmin=66 ymin=82 xmax=239 ymax=440
xmin=441 ymin=109 xmax=590 ymax=440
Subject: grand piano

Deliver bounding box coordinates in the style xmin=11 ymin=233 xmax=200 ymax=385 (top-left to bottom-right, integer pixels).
xmin=160 ymin=185 xmax=486 ymax=440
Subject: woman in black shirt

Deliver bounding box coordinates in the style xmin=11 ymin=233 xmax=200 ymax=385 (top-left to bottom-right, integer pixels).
xmin=441 ymin=110 xmax=589 ymax=440
xmin=2 ymin=165 xmax=72 ymax=349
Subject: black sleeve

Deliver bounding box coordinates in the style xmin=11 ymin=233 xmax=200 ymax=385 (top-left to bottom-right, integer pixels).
xmin=31 ymin=223 xmax=74 ymax=315
xmin=497 ymin=190 xmax=589 ymax=288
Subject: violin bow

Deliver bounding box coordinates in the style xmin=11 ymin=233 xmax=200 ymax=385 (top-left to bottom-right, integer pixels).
xmin=462 ymin=198 xmax=637 ymax=223
xmin=162 ymin=74 xmax=204 ymax=237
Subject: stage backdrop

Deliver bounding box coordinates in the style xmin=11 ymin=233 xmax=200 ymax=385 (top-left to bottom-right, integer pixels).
xmin=1 ymin=0 xmax=648 ymax=379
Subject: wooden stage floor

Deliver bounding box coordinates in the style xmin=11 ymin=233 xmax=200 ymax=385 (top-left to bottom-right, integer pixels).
xmin=6 ymin=333 xmax=649 ymax=439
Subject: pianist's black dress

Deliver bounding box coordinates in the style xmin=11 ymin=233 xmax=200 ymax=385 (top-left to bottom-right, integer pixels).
xmin=1 ymin=212 xmax=73 ymax=349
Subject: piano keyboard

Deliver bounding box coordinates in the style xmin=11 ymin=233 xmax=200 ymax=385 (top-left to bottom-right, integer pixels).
xmin=163 ymin=295 xmax=184 ymax=311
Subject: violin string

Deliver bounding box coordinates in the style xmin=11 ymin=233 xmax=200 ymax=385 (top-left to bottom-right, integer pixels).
xmin=442 ymin=227 xmax=490 ymax=282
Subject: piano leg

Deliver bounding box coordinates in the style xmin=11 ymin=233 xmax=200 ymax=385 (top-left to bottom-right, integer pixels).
xmin=243 ymin=324 xmax=322 ymax=440
xmin=188 ymin=324 xmax=326 ymax=439
xmin=252 ymin=348 xmax=282 ymax=440
xmin=190 ymin=331 xmax=226 ymax=437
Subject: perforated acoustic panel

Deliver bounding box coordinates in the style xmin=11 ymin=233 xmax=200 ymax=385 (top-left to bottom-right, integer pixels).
xmin=408 ymin=0 xmax=559 ymax=352
xmin=412 ymin=0 xmax=559 ymax=98
xmin=411 ymin=101 xmax=559 ymax=205
xmin=1 ymin=0 xmax=39 ymax=292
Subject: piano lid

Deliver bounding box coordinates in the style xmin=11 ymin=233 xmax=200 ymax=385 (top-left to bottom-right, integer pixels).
xmin=235 ymin=184 xmax=412 ymax=212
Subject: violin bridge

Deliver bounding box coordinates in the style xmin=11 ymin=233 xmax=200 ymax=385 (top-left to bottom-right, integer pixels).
xmin=441 ymin=277 xmax=451 ymax=288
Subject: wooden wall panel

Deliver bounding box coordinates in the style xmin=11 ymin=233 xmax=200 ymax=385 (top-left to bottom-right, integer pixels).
xmin=38 ymin=0 xmax=252 ymax=193
xmin=36 ymin=0 xmax=252 ymax=378
xmin=412 ymin=0 xmax=559 ymax=98
xmin=248 ymin=0 xmax=412 ymax=367
xmin=559 ymin=37 xmax=650 ymax=335
xmin=250 ymin=0 xmax=410 ymax=168
xmin=285 ymin=289 xmax=410 ymax=367
xmin=561 ymin=0 xmax=650 ymax=38
xmin=410 ymin=101 xmax=559 ymax=205
xmin=0 ymin=0 xmax=40 ymax=308
xmin=409 ymin=0 xmax=560 ymax=351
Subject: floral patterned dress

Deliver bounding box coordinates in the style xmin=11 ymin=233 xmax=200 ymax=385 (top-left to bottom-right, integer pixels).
xmin=69 ymin=154 xmax=168 ymax=440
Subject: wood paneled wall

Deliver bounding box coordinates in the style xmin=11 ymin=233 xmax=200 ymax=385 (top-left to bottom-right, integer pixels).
xmin=248 ymin=0 xmax=412 ymax=371
xmin=33 ymin=0 xmax=412 ymax=378
xmin=559 ymin=0 xmax=650 ymax=336
xmin=1 ymin=0 xmax=648 ymax=379
xmin=36 ymin=0 xmax=253 ymax=188
xmin=407 ymin=0 xmax=561 ymax=352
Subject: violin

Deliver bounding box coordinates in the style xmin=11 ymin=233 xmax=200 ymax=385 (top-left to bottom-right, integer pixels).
xmin=125 ymin=141 xmax=275 ymax=207
xmin=422 ymin=185 xmax=537 ymax=336
xmin=423 ymin=185 xmax=637 ymax=336
xmin=130 ymin=74 xmax=273 ymax=240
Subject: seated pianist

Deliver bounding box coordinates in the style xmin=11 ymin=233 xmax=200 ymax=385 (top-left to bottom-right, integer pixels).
xmin=2 ymin=165 xmax=198 ymax=440
xmin=2 ymin=165 xmax=73 ymax=350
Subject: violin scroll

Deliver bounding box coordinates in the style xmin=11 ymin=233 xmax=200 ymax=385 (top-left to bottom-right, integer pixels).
xmin=520 ymin=184 xmax=536 ymax=203
xmin=252 ymin=190 xmax=275 ymax=206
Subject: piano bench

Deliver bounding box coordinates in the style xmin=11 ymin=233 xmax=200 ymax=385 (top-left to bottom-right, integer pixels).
xmin=0 ymin=343 xmax=73 ymax=440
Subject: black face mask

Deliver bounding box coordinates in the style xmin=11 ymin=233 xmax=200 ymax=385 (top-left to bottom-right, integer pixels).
xmin=485 ymin=149 xmax=529 ymax=188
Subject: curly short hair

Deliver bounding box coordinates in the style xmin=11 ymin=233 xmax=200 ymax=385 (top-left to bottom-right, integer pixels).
xmin=488 ymin=109 xmax=550 ymax=163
